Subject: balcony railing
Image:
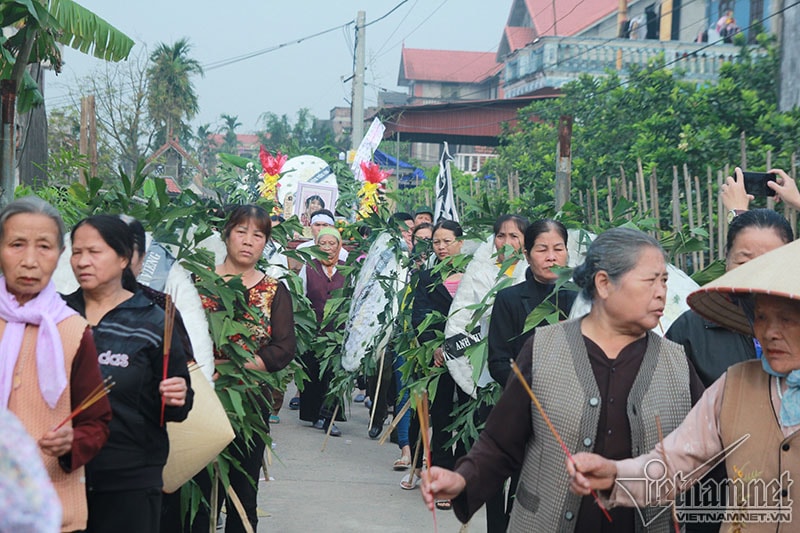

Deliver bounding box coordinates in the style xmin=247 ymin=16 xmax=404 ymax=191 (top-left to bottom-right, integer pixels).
xmin=503 ymin=36 xmax=755 ymax=98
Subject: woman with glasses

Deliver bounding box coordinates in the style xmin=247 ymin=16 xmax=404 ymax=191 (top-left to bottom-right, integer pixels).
xmin=411 ymin=220 xmax=465 ymax=510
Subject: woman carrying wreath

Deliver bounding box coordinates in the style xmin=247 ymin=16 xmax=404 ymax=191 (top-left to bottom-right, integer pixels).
xmin=189 ymin=204 xmax=296 ymax=533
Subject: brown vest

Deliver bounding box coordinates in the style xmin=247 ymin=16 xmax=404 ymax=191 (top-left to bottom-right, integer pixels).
xmin=4 ymin=315 xmax=89 ymax=532
xmin=720 ymin=360 xmax=800 ymax=533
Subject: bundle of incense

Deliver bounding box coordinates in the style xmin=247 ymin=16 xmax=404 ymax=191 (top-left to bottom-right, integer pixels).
xmin=54 ymin=376 xmax=114 ymax=431
xmin=415 ymin=390 xmax=438 ymax=533
xmin=160 ymin=295 xmax=176 ymax=427
xmin=510 ymin=360 xmax=613 ymax=523
xmin=655 ymin=416 xmax=681 ymax=533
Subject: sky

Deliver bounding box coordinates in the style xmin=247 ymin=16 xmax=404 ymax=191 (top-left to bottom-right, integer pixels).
xmin=45 ymin=0 xmax=513 ymax=133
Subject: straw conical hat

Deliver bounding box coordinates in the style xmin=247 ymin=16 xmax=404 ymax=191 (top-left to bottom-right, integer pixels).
xmin=687 ymin=239 xmax=800 ymax=336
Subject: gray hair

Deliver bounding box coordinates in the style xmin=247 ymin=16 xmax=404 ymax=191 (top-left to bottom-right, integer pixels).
xmin=573 ymin=227 xmax=666 ymax=301
xmin=0 ymin=196 xmax=65 ymax=249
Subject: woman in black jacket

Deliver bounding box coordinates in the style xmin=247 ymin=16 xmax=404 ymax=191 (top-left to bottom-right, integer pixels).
xmin=65 ymin=215 xmax=193 ymax=533
xmin=412 ymin=220 xmax=465 ymax=509
xmin=488 ymin=219 xmax=576 ymax=387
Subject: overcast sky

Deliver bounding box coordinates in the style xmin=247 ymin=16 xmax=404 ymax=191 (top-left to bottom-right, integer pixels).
xmin=45 ymin=0 xmax=513 ymax=133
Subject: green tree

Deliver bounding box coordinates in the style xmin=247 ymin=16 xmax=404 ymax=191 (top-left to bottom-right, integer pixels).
xmin=0 ymin=0 xmax=134 ymax=203
xmin=218 ymin=113 xmax=241 ymax=154
xmin=146 ymin=38 xmax=203 ymax=144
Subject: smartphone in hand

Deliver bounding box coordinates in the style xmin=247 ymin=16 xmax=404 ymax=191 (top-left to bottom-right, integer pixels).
xmin=740 ymin=171 xmax=777 ymax=197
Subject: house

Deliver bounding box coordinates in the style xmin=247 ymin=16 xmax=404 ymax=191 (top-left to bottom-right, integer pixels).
xmin=382 ymin=0 xmax=773 ymax=172
xmin=392 ymin=47 xmax=504 ymax=168
xmin=499 ymin=0 xmax=768 ymax=98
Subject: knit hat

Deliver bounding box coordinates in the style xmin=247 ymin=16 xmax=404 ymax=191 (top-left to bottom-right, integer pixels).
xmin=687 ymin=238 xmax=800 ymax=335
xmin=315 ymin=227 xmax=341 ymax=244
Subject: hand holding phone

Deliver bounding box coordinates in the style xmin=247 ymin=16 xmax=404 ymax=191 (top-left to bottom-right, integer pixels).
xmin=739 ymin=171 xmax=777 ymax=197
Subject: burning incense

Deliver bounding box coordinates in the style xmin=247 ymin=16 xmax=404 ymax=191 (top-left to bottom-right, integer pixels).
xmin=509 ymin=359 xmax=613 ymax=522
xmin=415 ymin=390 xmax=438 ymax=533
xmin=160 ymin=295 xmax=176 ymax=426
xmin=655 ymin=416 xmax=681 ymax=533
xmin=54 ymin=376 xmax=114 ymax=431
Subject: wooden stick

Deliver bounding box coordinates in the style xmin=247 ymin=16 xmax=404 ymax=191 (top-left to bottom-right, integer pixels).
xmin=415 ymin=391 xmax=438 ymax=532
xmin=161 ymin=295 xmax=176 ymax=426
xmin=320 ymin=403 xmax=340 ymax=453
xmin=378 ymin=398 xmax=412 ymax=446
xmin=510 ymin=360 xmax=612 ymax=522
xmin=684 ymin=164 xmax=698 ymax=273
xmin=694 ymin=174 xmax=704 ymax=270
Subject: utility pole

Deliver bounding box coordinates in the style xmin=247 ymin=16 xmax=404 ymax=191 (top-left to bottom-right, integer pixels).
xmin=555 ymin=115 xmax=573 ymax=211
xmin=351 ymin=10 xmax=366 ymax=150
xmin=778 ymin=0 xmax=800 ymax=110
xmin=79 ymin=95 xmax=97 ymax=186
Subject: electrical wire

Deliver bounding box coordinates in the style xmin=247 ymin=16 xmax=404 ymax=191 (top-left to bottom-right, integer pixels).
xmin=364 ymin=0 xmax=410 ymax=28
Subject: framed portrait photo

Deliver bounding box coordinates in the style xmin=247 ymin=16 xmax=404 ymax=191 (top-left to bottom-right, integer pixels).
xmin=295 ymin=182 xmax=339 ymax=226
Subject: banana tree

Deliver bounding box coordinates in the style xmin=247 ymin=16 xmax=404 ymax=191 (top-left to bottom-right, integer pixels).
xmin=0 ymin=0 xmax=134 ymax=204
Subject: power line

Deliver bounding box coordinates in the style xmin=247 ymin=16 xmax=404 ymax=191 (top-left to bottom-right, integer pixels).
xmin=203 ymin=20 xmax=355 ymax=71
xmin=364 ymin=0 xmax=410 ymax=28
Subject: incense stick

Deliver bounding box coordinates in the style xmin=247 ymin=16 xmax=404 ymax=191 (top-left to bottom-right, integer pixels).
xmin=510 ymin=360 xmax=613 ymax=522
xmin=655 ymin=416 xmax=681 ymax=533
xmin=415 ymin=391 xmax=438 ymax=533
xmin=54 ymin=376 xmax=114 ymax=431
xmin=160 ymin=295 xmax=175 ymax=426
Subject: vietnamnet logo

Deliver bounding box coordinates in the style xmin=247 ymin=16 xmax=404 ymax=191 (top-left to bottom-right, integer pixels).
xmin=615 ymin=434 xmax=793 ymax=526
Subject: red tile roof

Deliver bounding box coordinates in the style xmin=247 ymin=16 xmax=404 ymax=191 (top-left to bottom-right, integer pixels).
xmin=209 ymin=133 xmax=261 ymax=148
xmin=398 ymin=48 xmax=501 ymax=85
xmin=498 ymin=25 xmax=538 ymax=60
xmin=163 ymin=177 xmax=181 ymax=194
xmin=525 ymin=0 xmax=617 ymax=37
xmin=506 ymin=26 xmax=537 ymax=50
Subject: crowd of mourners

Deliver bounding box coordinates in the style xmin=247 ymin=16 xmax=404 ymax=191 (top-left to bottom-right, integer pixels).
xmin=3 ymin=165 xmax=800 ymax=533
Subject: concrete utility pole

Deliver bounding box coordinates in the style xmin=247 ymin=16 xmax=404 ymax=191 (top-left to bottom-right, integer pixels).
xmin=351 ymin=10 xmax=366 ymax=150
xmin=555 ymin=115 xmax=573 ymax=211
xmin=779 ymin=0 xmax=800 ymax=111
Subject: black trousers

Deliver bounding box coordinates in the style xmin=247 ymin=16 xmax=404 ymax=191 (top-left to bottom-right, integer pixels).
xmin=429 ymin=371 xmax=470 ymax=470
xmin=87 ymin=486 xmax=162 ymax=533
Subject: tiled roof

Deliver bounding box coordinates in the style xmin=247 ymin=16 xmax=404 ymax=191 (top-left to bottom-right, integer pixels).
xmin=506 ymin=26 xmax=537 ymax=50
xmin=398 ymin=48 xmax=501 ymax=85
xmin=163 ymin=177 xmax=181 ymax=194
xmin=526 ymin=0 xmax=617 ymax=37
xmin=209 ymin=133 xmax=261 ymax=147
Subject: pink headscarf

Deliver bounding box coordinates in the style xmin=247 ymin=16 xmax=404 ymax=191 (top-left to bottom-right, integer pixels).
xmin=0 ymin=278 xmax=78 ymax=408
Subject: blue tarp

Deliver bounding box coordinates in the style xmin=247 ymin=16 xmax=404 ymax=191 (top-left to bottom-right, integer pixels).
xmin=373 ymin=149 xmax=426 ymax=188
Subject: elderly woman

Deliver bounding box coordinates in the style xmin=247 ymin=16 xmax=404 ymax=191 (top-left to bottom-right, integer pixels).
xmin=569 ymin=236 xmax=800 ymax=532
xmin=421 ymin=227 xmax=704 ymax=531
xmin=0 ymin=197 xmax=110 ymax=532
xmin=64 ymin=215 xmax=192 ymax=533
xmin=488 ymin=218 xmax=577 ymax=387
xmin=299 ymin=226 xmax=346 ymax=436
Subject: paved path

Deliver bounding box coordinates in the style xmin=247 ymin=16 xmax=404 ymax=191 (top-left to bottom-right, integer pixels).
xmin=253 ymin=383 xmax=488 ymax=532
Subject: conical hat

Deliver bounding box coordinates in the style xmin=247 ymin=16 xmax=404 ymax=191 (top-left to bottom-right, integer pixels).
xmin=687 ymin=239 xmax=800 ymax=336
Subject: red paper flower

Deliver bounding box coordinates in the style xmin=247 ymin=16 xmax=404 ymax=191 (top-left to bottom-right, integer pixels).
xmin=259 ymin=145 xmax=287 ymax=176
xmin=360 ymin=161 xmax=391 ymax=184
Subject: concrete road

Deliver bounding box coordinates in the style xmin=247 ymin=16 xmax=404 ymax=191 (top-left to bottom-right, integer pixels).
xmin=253 ymin=383 xmax=488 ymax=533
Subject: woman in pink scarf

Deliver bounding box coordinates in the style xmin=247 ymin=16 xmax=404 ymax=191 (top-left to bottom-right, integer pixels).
xmin=0 ymin=196 xmax=111 ymax=532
